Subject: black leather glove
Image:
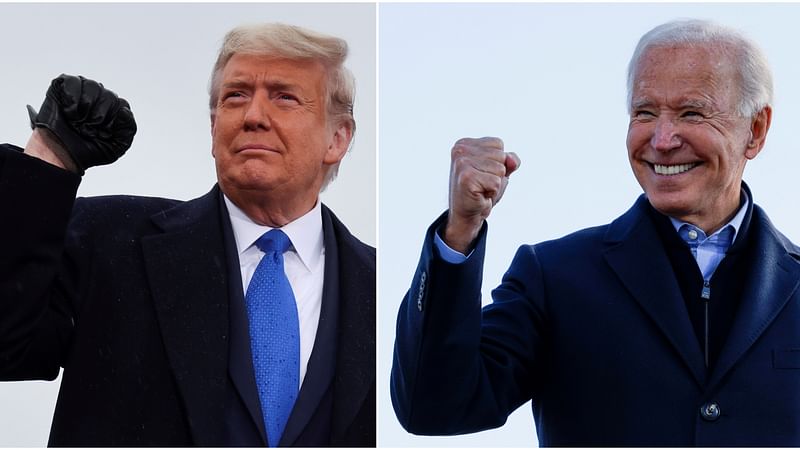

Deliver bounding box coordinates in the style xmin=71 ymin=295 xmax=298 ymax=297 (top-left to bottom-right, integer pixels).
xmin=27 ymin=74 xmax=136 ymax=175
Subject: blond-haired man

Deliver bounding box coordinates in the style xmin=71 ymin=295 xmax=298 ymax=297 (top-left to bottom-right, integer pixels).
xmin=0 ymin=23 xmax=374 ymax=447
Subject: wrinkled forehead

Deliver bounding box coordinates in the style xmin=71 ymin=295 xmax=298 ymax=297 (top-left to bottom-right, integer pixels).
xmin=631 ymin=44 xmax=741 ymax=106
xmin=217 ymin=53 xmax=330 ymax=100
xmin=222 ymin=52 xmax=327 ymax=75
xmin=634 ymin=43 xmax=738 ymax=83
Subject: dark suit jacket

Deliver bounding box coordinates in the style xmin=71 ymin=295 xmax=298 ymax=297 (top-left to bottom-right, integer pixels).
xmin=392 ymin=189 xmax=800 ymax=446
xmin=0 ymin=144 xmax=375 ymax=446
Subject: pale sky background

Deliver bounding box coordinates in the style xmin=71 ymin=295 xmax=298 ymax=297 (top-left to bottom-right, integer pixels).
xmin=0 ymin=3 xmax=375 ymax=446
xmin=379 ymin=3 xmax=800 ymax=447
xmin=4 ymin=2 xmax=800 ymax=448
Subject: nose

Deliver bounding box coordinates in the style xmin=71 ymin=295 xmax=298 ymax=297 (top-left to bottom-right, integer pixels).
xmin=651 ymin=116 xmax=681 ymax=152
xmin=243 ymin=93 xmax=272 ymax=131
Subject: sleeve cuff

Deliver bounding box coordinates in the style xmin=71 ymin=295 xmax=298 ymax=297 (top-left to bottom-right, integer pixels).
xmin=433 ymin=229 xmax=472 ymax=264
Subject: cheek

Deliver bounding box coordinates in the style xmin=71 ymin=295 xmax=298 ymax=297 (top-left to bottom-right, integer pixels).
xmin=626 ymin=125 xmax=644 ymax=157
xmin=212 ymin=117 xmax=236 ymax=145
xmin=211 ymin=123 xmax=239 ymax=164
xmin=210 ymin=127 xmax=218 ymax=157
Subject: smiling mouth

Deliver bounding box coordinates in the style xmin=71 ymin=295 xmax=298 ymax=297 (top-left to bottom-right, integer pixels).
xmin=652 ymin=162 xmax=700 ymax=176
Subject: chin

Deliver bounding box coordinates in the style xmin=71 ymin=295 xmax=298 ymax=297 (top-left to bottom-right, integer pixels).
xmin=645 ymin=192 xmax=695 ymax=219
xmin=220 ymin=170 xmax=281 ymax=194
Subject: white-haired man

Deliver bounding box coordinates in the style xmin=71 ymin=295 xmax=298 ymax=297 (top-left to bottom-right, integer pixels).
xmin=0 ymin=23 xmax=374 ymax=447
xmin=392 ymin=19 xmax=799 ymax=446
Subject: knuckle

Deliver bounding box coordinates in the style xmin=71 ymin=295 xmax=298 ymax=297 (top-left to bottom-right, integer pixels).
xmin=488 ymin=175 xmax=502 ymax=191
xmin=454 ymin=137 xmax=474 ymax=147
xmin=452 ymin=155 xmax=467 ymax=172
xmin=479 ymin=136 xmax=504 ymax=149
xmin=451 ymin=140 xmax=473 ymax=157
xmin=456 ymin=165 xmax=475 ymax=185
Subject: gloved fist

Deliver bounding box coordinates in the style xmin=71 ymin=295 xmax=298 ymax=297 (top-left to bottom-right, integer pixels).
xmin=27 ymin=74 xmax=136 ymax=175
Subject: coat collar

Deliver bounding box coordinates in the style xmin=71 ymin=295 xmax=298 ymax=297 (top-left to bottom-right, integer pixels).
xmin=603 ymin=194 xmax=708 ymax=386
xmin=141 ymin=185 xmax=231 ymax=446
xmin=324 ymin=206 xmax=376 ymax=445
xmin=602 ymin=185 xmax=800 ymax=389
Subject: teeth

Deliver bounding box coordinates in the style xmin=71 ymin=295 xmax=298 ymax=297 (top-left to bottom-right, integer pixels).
xmin=654 ymin=163 xmax=697 ymax=176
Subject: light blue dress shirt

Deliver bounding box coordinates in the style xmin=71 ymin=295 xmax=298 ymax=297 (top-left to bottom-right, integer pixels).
xmin=668 ymin=191 xmax=749 ymax=281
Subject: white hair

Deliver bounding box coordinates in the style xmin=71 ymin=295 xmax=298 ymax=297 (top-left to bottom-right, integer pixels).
xmin=626 ymin=19 xmax=773 ymax=118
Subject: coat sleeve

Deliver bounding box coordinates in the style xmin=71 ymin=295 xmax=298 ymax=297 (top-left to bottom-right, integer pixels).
xmin=390 ymin=212 xmax=549 ymax=435
xmin=0 ymin=144 xmax=81 ymax=380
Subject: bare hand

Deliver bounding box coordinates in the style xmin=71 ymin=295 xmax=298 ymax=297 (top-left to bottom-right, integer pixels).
xmin=445 ymin=137 xmax=520 ymax=253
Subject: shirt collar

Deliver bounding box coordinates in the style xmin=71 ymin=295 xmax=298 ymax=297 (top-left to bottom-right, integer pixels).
xmin=668 ymin=189 xmax=750 ymax=244
xmin=223 ymin=195 xmax=324 ymax=272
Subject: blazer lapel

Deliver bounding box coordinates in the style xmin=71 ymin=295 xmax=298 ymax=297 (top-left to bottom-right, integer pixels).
xmin=603 ymin=196 xmax=707 ymax=387
xmin=708 ymin=206 xmax=800 ymax=389
xmin=141 ymin=186 xmax=231 ymax=446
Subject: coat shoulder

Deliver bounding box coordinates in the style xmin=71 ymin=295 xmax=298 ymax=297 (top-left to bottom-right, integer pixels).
xmin=322 ymin=204 xmax=375 ymax=269
xmin=528 ymin=223 xmax=612 ymax=263
xmin=527 ymin=196 xmax=649 ymax=264
xmin=72 ymin=194 xmax=182 ymax=232
xmin=753 ymin=203 xmax=800 ymax=258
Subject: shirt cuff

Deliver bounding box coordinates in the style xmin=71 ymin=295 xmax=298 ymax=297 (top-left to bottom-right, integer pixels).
xmin=433 ymin=229 xmax=471 ymax=264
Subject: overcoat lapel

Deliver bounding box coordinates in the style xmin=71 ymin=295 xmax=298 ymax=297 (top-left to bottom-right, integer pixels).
xmin=327 ymin=208 xmax=376 ymax=444
xmin=282 ymin=205 xmax=376 ymax=445
xmin=709 ymin=206 xmax=800 ymax=389
xmin=141 ymin=186 xmax=230 ymax=446
xmin=221 ymin=193 xmax=268 ymax=444
xmin=139 ymin=194 xmax=373 ymax=446
xmin=603 ymin=196 xmax=707 ymax=387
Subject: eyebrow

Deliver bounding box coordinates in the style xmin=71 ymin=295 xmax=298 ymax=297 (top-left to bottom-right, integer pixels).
xmin=678 ymin=99 xmax=712 ymax=110
xmin=630 ymin=98 xmax=713 ymax=110
xmin=630 ymin=99 xmax=654 ymax=110
xmin=221 ymin=79 xmax=252 ymax=90
xmin=221 ymin=77 xmax=302 ymax=93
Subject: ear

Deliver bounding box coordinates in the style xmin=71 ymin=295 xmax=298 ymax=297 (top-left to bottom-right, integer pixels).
xmin=745 ymin=105 xmax=772 ymax=159
xmin=210 ymin=112 xmax=217 ymax=158
xmin=323 ymin=121 xmax=353 ymax=165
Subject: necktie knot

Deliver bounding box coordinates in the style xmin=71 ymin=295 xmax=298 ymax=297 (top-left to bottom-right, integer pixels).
xmin=256 ymin=229 xmax=291 ymax=254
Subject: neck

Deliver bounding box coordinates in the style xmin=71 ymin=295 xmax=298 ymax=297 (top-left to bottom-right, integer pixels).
xmin=677 ymin=189 xmax=741 ymax=236
xmin=223 ymin=187 xmax=318 ymax=227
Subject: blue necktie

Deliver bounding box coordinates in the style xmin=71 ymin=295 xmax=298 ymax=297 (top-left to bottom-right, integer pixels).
xmin=245 ymin=229 xmax=300 ymax=447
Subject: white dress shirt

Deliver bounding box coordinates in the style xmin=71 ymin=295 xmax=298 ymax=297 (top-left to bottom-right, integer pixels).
xmin=224 ymin=195 xmax=325 ymax=386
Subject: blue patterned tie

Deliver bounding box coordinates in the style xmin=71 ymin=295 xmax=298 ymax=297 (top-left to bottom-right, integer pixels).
xmin=245 ymin=229 xmax=300 ymax=447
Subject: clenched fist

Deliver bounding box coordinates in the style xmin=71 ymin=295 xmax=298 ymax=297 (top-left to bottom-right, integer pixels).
xmin=27 ymin=74 xmax=136 ymax=175
xmin=445 ymin=137 xmax=520 ymax=253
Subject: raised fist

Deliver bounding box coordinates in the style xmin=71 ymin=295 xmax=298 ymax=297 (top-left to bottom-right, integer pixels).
xmin=27 ymin=74 xmax=136 ymax=175
xmin=445 ymin=137 xmax=520 ymax=253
